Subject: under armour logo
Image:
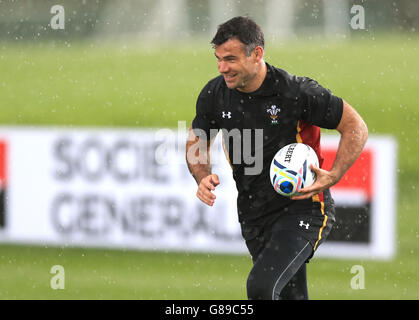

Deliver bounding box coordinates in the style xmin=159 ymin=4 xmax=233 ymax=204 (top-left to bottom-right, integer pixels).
xmin=299 ymin=221 xmax=310 ymax=230
xmin=222 ymin=111 xmax=231 ymax=119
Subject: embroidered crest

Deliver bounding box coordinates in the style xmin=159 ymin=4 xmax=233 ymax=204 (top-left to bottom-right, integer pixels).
xmin=267 ymin=105 xmax=280 ymax=124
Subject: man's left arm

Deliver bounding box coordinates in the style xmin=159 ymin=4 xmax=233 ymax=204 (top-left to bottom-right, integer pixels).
xmin=292 ymin=100 xmax=368 ymax=200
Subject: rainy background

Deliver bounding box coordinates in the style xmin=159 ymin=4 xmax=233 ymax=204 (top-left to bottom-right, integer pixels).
xmin=0 ymin=0 xmax=418 ymax=299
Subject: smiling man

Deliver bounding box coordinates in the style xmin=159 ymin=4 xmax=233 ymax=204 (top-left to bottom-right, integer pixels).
xmin=215 ymin=36 xmax=267 ymax=92
xmin=185 ymin=16 xmax=368 ymax=300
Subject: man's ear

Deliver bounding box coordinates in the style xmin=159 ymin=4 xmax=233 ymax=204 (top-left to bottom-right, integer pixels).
xmin=253 ymin=46 xmax=264 ymax=62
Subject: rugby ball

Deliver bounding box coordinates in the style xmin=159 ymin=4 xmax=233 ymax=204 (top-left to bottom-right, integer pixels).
xmin=270 ymin=143 xmax=319 ymax=197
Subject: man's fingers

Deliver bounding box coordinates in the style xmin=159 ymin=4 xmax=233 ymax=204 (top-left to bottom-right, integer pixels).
xmin=198 ymin=185 xmax=216 ymax=200
xmin=197 ymin=188 xmax=216 ymax=206
xmin=196 ymin=177 xmax=218 ymax=206
xmin=291 ymin=184 xmax=319 ymax=200
xmin=310 ymin=164 xmax=320 ymax=172
xmin=297 ymin=185 xmax=315 ymax=194
xmin=291 ymin=192 xmax=316 ymax=200
xmin=202 ymin=179 xmax=216 ymax=191
xmin=197 ymin=193 xmax=214 ymax=206
xmin=195 ymin=174 xmax=220 ymax=206
xmin=196 ymin=189 xmax=211 ymax=205
xmin=211 ymin=174 xmax=220 ymax=186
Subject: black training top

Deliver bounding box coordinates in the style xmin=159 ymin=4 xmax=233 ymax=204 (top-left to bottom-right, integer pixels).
xmin=192 ymin=63 xmax=343 ymax=223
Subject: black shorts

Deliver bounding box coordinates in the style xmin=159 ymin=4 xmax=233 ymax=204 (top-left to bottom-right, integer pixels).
xmin=241 ymin=189 xmax=336 ymax=261
xmin=240 ymin=189 xmax=336 ymax=300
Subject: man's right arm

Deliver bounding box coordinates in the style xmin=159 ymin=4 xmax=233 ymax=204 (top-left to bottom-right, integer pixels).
xmin=186 ymin=125 xmax=220 ymax=206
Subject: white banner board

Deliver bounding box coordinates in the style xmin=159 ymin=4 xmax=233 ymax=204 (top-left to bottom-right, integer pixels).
xmin=0 ymin=127 xmax=397 ymax=259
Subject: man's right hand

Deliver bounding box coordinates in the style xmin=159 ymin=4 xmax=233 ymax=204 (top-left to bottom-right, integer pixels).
xmin=196 ymin=174 xmax=220 ymax=206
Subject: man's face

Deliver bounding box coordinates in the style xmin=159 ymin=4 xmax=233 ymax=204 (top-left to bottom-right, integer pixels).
xmin=214 ymin=38 xmax=259 ymax=92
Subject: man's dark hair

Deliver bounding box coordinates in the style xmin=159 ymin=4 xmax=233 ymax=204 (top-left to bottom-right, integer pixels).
xmin=211 ymin=16 xmax=265 ymax=56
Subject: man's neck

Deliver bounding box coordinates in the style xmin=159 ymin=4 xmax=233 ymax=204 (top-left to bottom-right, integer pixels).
xmin=237 ymin=62 xmax=267 ymax=93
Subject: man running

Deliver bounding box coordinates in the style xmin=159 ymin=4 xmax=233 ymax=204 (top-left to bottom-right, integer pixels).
xmin=186 ymin=16 xmax=368 ymax=300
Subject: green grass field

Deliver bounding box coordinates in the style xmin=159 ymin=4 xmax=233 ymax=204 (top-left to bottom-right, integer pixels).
xmin=0 ymin=34 xmax=418 ymax=299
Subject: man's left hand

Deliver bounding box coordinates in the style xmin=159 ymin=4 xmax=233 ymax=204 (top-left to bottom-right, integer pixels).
xmin=291 ymin=165 xmax=338 ymax=200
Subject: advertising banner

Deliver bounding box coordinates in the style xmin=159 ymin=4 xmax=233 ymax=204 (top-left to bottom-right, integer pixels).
xmin=0 ymin=127 xmax=397 ymax=259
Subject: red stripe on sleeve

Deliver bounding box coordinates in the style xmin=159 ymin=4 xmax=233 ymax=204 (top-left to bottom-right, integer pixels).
xmin=297 ymin=120 xmax=324 ymax=168
xmin=0 ymin=141 xmax=7 ymax=187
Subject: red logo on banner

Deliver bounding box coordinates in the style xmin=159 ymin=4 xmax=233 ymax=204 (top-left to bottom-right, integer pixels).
xmin=0 ymin=141 xmax=7 ymax=187
xmin=322 ymin=148 xmax=373 ymax=201
xmin=0 ymin=140 xmax=7 ymax=228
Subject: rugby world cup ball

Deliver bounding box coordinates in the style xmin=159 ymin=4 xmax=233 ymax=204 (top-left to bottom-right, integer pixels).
xmin=270 ymin=143 xmax=319 ymax=197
